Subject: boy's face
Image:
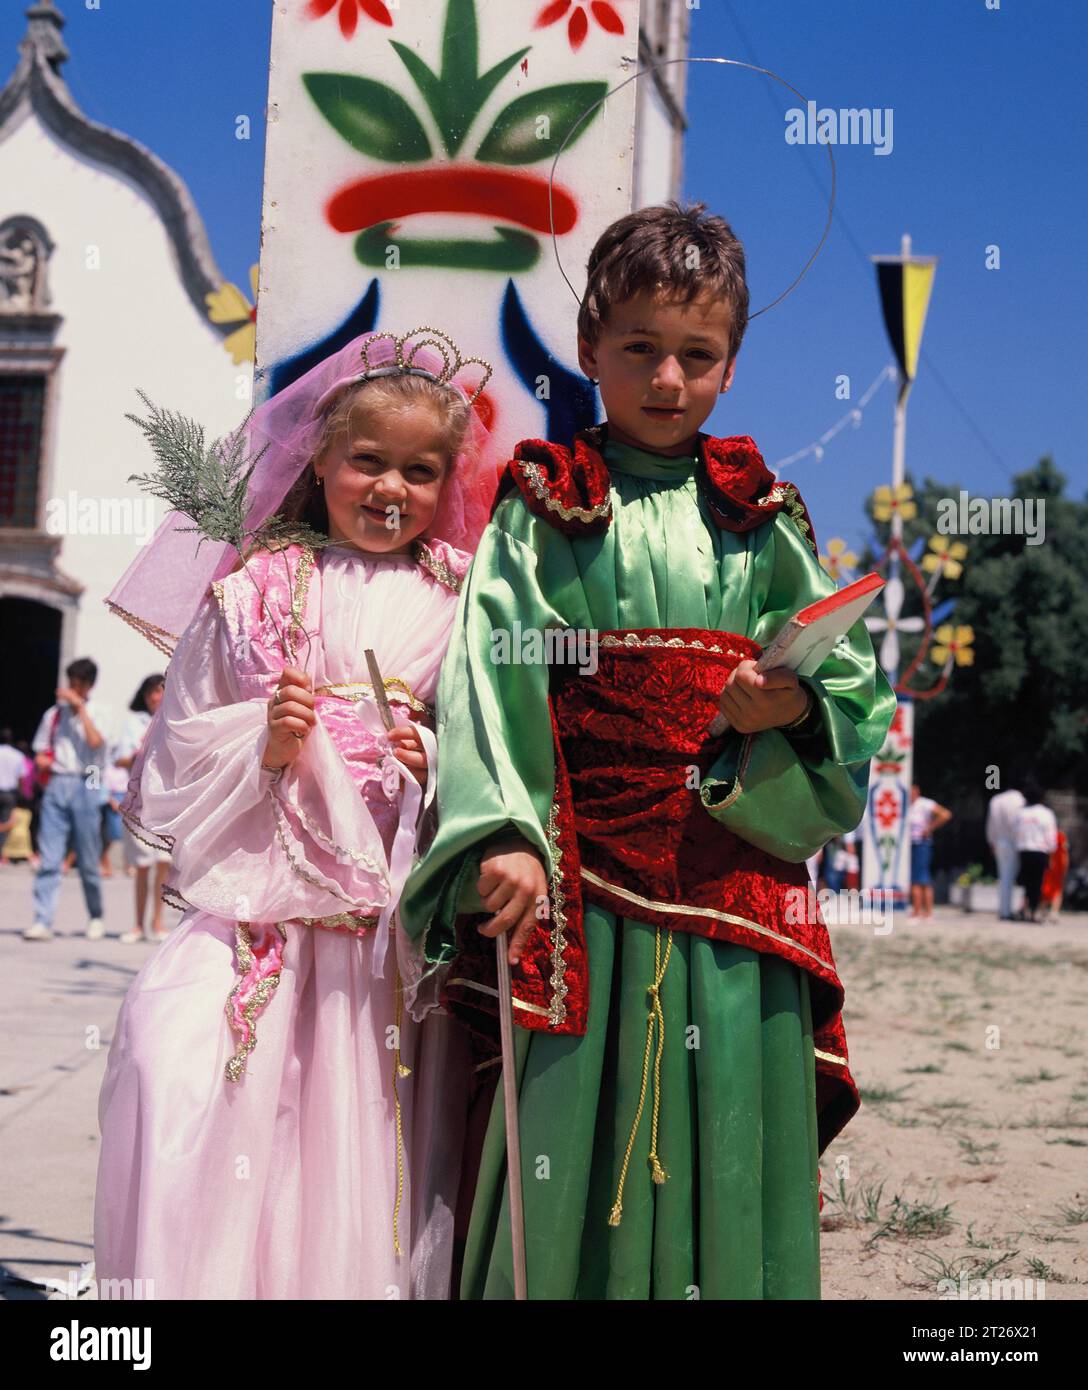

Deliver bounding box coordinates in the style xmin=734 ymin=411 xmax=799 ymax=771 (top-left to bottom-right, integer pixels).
xmin=577 ymin=289 xmax=737 ymax=456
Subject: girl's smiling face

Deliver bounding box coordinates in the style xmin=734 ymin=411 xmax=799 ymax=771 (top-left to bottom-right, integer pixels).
xmin=577 ymin=288 xmax=736 ymax=456
xmin=314 ymin=401 xmax=450 ymax=553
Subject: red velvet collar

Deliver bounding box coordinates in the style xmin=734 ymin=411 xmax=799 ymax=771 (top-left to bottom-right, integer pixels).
xmin=502 ymin=423 xmax=818 ymax=552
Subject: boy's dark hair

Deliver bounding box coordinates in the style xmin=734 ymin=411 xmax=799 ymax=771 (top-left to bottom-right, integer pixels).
xmin=66 ymin=657 xmax=97 ymax=686
xmin=1021 ymin=776 xmax=1045 ymax=807
xmin=577 ymin=201 xmax=750 ymax=362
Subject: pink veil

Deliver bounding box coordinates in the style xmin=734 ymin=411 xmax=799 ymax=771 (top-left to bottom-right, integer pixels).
xmin=107 ymin=330 xmax=499 ymax=654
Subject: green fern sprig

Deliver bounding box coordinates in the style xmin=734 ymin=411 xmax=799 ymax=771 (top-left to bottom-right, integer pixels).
xmin=126 ymin=390 xmax=329 ymax=664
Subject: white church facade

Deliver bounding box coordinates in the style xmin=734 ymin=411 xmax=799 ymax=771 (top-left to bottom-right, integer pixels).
xmin=0 ymin=1 xmax=252 ymax=731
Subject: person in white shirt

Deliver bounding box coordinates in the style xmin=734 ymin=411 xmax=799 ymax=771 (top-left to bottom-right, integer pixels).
xmin=113 ymin=673 xmax=172 ymax=945
xmin=908 ymin=783 xmax=952 ymax=921
xmin=985 ymin=784 xmax=1025 ymax=920
xmin=23 ymin=658 xmax=115 ymax=942
xmin=0 ymin=727 xmax=29 ymax=856
xmin=1013 ymin=777 xmax=1059 ymax=924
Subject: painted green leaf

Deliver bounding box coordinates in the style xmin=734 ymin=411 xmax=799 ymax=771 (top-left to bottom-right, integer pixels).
xmin=303 ymin=73 xmax=431 ymax=162
xmin=475 ymin=82 xmax=609 ymax=165
xmin=391 ymin=34 xmax=530 ymax=158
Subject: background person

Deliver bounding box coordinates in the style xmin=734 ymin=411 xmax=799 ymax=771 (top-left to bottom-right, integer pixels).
xmin=0 ymin=727 xmax=29 ymax=856
xmin=23 ymin=658 xmax=114 ymax=942
xmin=986 ymin=782 xmax=1025 ymax=921
xmin=908 ymin=783 xmax=952 ymax=922
xmin=114 ymin=675 xmax=172 ymax=944
xmin=1014 ymin=778 xmax=1059 ymax=924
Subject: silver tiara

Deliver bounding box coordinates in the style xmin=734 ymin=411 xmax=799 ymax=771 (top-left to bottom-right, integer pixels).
xmin=355 ymin=327 xmax=492 ymax=407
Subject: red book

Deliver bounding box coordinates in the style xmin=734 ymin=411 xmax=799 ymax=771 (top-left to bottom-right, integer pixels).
xmin=709 ymin=572 xmax=885 ymax=735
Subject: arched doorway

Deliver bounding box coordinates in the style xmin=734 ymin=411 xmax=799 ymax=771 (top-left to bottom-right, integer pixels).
xmin=0 ymin=595 xmax=61 ymax=742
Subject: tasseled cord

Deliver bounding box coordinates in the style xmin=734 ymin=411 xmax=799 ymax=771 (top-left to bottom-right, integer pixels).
xmin=609 ymin=926 xmax=674 ymax=1227
xmin=391 ymin=956 xmax=412 ymax=1258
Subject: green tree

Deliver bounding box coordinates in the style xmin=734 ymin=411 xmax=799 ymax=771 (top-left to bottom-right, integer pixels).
xmin=862 ymin=459 xmax=1088 ymax=867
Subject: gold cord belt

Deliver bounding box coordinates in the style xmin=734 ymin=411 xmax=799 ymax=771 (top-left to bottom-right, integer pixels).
xmin=314 ymin=678 xmax=431 ymax=716
xmin=609 ymin=925 xmax=674 ymax=1227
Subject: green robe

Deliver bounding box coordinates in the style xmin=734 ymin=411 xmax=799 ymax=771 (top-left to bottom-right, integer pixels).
xmin=401 ymin=433 xmax=896 ymax=1299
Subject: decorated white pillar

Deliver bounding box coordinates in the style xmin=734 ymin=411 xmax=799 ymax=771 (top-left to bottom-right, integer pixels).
xmin=254 ymin=0 xmax=641 ymax=469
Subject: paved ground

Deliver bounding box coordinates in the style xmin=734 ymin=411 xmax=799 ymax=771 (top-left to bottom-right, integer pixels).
xmin=2 ymin=857 xmax=1085 ymax=1300
xmin=0 ymin=858 xmax=183 ymax=1301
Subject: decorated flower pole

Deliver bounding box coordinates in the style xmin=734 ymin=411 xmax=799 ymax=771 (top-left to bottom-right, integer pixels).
xmin=246 ymin=0 xmax=639 ymax=477
xmin=858 ymin=234 xmax=939 ymax=909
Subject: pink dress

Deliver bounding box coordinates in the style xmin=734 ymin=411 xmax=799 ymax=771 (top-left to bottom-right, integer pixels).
xmin=94 ymin=540 xmax=472 ymax=1299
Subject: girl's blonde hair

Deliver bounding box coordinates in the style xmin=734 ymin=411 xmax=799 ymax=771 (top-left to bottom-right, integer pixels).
xmin=279 ymin=372 xmax=474 ymax=534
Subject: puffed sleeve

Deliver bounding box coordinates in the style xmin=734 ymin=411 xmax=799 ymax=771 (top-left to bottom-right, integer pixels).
xmin=698 ymin=511 xmax=896 ymax=862
xmin=399 ymin=495 xmax=577 ymax=968
xmin=128 ymin=593 xmax=390 ymax=923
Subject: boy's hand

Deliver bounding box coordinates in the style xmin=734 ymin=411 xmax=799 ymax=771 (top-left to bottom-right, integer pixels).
xmin=262 ymin=667 xmax=316 ymax=769
xmin=387 ymin=723 xmax=428 ymax=787
xmin=476 ymin=834 xmax=548 ymax=966
xmin=717 ymin=659 xmax=810 ymax=734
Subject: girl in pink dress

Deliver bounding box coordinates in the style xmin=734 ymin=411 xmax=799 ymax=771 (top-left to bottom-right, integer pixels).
xmin=94 ymin=330 xmax=495 ymax=1299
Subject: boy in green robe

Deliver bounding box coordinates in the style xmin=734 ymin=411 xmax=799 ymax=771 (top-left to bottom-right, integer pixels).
xmin=400 ymin=201 xmax=896 ymax=1299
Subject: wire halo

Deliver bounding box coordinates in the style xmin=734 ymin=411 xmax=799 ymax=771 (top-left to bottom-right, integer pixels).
xmin=547 ymin=56 xmax=837 ymax=321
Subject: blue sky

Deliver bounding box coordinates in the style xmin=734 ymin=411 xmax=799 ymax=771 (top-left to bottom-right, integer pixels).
xmin=2 ymin=0 xmax=1083 ymax=551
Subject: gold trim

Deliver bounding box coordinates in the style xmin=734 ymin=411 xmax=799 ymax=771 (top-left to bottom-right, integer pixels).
xmin=698 ymin=732 xmax=754 ymax=812
xmin=295 ymin=910 xmax=379 ymax=933
xmin=286 ymin=544 xmax=316 ymax=662
xmin=517 ymin=458 xmax=612 ymax=525
xmin=543 ymin=800 xmax=569 ymax=1027
xmin=598 ymin=632 xmax=751 ymax=658
xmin=315 ymin=678 xmax=430 ymax=716
xmin=269 ymin=795 xmax=385 ymax=907
xmin=120 ymin=805 xmax=174 ymax=853
xmin=814 ymin=1048 xmax=848 ymax=1067
xmin=104 ymin=600 xmax=178 ymax=658
xmin=579 ymin=866 xmax=831 ymax=971
xmin=412 ymin=539 xmax=463 ymax=594
xmin=210 ymin=578 xmax=226 ymax=618
xmin=757 ymin=482 xmax=817 ymax=554
xmin=160 ymin=882 xmax=190 ymax=912
xmin=224 ymin=921 xmax=287 ymax=1084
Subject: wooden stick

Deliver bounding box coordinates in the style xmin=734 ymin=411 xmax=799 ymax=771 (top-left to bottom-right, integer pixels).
xmin=364 ymin=648 xmax=396 ymax=732
xmin=496 ymin=939 xmax=528 ymax=1299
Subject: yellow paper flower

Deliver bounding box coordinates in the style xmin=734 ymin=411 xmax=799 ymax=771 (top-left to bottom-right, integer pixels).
xmin=922 ymin=535 xmax=967 ymax=580
xmin=931 ymin=623 xmax=975 ymax=666
xmin=820 ymin=536 xmax=858 ymax=579
xmin=873 ymin=482 xmax=917 ymax=523
xmin=206 ymin=265 xmax=258 ymax=365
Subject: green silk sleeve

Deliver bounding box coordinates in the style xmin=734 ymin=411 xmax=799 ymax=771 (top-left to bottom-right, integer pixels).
xmin=699 ymin=511 xmax=896 ymax=863
xmin=399 ymin=495 xmax=576 ymax=963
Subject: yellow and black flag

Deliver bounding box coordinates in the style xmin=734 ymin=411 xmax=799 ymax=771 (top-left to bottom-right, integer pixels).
xmin=872 ymin=248 xmax=937 ymax=402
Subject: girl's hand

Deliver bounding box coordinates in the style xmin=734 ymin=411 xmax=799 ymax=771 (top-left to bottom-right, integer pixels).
xmin=476 ymin=834 xmax=549 ymax=966
xmin=717 ymin=659 xmax=810 ymax=734
xmin=262 ymin=667 xmax=316 ymax=769
xmin=387 ymin=723 xmax=428 ymax=787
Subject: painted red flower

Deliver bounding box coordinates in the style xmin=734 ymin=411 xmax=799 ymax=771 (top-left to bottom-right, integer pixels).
xmin=307 ymin=0 xmax=393 ymax=40
xmin=534 ymin=0 xmax=626 ymax=52
xmin=875 ymin=788 xmax=900 ymax=831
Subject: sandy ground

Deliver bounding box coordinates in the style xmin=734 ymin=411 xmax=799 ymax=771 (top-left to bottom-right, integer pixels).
xmin=821 ymin=908 xmax=1088 ymax=1300
xmin=2 ymin=858 xmax=1085 ymax=1300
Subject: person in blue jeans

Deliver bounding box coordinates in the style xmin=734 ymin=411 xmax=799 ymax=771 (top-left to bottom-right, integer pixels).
xmin=908 ymin=782 xmax=952 ymax=921
xmin=24 ymin=658 xmax=114 ymax=942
